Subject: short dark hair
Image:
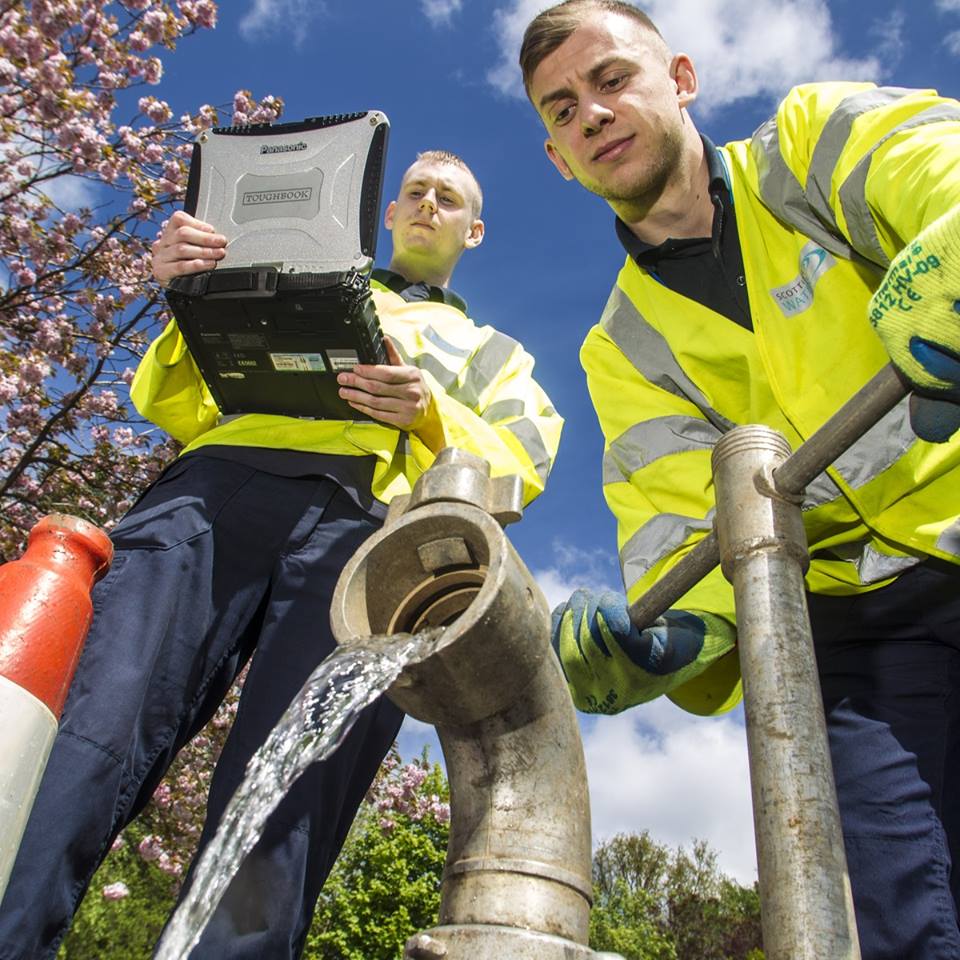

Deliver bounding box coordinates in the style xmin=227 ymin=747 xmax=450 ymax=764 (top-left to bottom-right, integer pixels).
xmin=519 ymin=1 xmax=665 ymax=98
xmin=410 ymin=150 xmax=483 ymax=218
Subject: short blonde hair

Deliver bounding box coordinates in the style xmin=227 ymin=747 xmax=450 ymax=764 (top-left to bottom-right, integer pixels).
xmin=410 ymin=149 xmax=483 ymax=218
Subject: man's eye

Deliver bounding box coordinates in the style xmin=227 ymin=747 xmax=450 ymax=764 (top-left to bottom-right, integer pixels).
xmin=553 ymin=104 xmax=574 ymax=125
xmin=601 ymin=74 xmax=626 ymax=91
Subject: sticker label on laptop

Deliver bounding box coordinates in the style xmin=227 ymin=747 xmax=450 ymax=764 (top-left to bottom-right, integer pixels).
xmin=270 ymin=352 xmax=327 ymax=373
xmin=228 ymin=332 xmax=269 ymax=349
xmin=325 ymin=350 xmax=360 ymax=372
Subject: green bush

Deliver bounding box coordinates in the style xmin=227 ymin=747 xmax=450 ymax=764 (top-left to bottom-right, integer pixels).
xmin=303 ymin=755 xmax=449 ymax=960
xmin=57 ymin=823 xmax=178 ymax=959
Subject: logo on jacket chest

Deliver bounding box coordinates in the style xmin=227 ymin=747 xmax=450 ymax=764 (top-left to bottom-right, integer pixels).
xmin=770 ymin=242 xmax=835 ymax=317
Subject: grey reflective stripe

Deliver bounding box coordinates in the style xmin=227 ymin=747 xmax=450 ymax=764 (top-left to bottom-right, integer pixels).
xmin=601 ymin=286 xmax=735 ymax=433
xmin=603 ymin=415 xmax=722 ymax=484
xmin=453 ymin=331 xmax=518 ymax=409
xmin=803 ymin=86 xmax=917 ymax=264
xmin=801 ymin=470 xmax=845 ymax=510
xmin=857 ymin=544 xmax=920 ymax=583
xmin=620 ymin=510 xmax=715 ymax=590
xmin=411 ymin=351 xmax=459 ymax=393
xmin=936 ymin=519 xmax=960 ymax=558
xmin=482 ymin=398 xmax=525 ymax=424
xmin=751 ymin=119 xmax=858 ymax=260
xmin=422 ymin=324 xmax=472 ymax=359
xmin=396 ymin=433 xmax=412 ymax=459
xmin=503 ymin=417 xmax=553 ymax=482
xmin=838 ymin=103 xmax=960 ymax=267
xmin=815 ymin=540 xmax=921 ymax=583
xmin=754 ymin=90 xmax=960 ymax=270
xmin=393 ymin=338 xmax=461 ymax=394
xmin=829 ymin=396 xmax=915 ymax=490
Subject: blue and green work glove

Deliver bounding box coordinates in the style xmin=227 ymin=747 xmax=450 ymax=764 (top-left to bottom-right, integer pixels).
xmin=550 ymin=588 xmax=733 ymax=715
xmin=870 ymin=206 xmax=960 ymax=442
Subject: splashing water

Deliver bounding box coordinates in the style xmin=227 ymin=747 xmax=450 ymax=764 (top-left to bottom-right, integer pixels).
xmin=155 ymin=629 xmax=443 ymax=960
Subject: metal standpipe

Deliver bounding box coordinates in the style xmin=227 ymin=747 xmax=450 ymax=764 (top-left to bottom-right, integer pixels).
xmin=330 ymin=448 xmax=623 ymax=960
xmin=712 ymin=427 xmax=859 ymax=960
xmin=620 ymin=364 xmax=908 ymax=959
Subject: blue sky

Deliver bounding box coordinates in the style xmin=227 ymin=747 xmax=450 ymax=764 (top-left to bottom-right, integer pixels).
xmin=143 ymin=0 xmax=960 ymax=882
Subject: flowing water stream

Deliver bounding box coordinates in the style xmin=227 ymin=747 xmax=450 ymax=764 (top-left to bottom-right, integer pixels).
xmin=154 ymin=628 xmax=443 ymax=960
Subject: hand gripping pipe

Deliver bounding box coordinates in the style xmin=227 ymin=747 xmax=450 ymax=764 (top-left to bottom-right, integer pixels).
xmin=0 ymin=515 xmax=113 ymax=904
xmin=330 ymin=448 xmax=624 ymax=960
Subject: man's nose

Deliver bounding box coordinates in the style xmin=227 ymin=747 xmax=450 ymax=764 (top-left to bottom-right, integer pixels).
xmin=418 ymin=190 xmax=438 ymax=212
xmin=581 ymin=100 xmax=614 ymax=137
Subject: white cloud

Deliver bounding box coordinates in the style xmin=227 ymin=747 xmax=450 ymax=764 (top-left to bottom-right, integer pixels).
xmin=239 ymin=0 xmax=327 ymax=41
xmin=937 ymin=0 xmax=960 ymax=11
xmin=43 ymin=173 xmax=100 ymax=211
xmin=948 ymin=31 xmax=960 ymax=55
xmin=6 ymin=130 xmax=101 ymax=211
xmin=488 ymin=0 xmax=555 ymax=96
xmin=420 ymin=0 xmax=463 ymax=26
xmin=398 ymin=697 xmax=757 ymax=883
xmin=531 ymin=537 xmax=621 ymax=608
xmin=488 ymin=0 xmax=882 ymax=114
xmin=582 ymin=698 xmax=757 ymax=883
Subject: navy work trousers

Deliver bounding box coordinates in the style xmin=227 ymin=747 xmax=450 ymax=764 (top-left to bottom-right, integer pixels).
xmin=0 ymin=454 xmax=404 ymax=959
xmin=809 ymin=559 xmax=960 ymax=960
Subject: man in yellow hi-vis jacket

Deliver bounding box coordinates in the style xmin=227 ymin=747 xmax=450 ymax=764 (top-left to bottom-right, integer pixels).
xmin=520 ymin=2 xmax=960 ymax=957
xmin=0 ymin=150 xmax=562 ymax=960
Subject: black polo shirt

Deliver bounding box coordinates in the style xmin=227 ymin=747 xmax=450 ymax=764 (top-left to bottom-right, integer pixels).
xmin=371 ymin=267 xmax=468 ymax=314
xmin=615 ymin=137 xmax=752 ymax=331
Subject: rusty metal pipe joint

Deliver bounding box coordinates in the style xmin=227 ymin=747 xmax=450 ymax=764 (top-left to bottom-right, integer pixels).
xmin=330 ymin=448 xmax=620 ymax=960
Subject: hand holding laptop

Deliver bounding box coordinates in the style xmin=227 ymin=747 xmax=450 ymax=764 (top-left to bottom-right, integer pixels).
xmin=152 ymin=211 xmax=226 ymax=285
xmin=152 ymin=212 xmax=438 ymax=440
xmin=337 ymin=337 xmax=444 ymax=451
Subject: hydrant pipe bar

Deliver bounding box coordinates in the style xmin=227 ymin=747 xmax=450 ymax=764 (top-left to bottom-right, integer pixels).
xmin=628 ymin=364 xmax=909 ymax=631
xmin=773 ymin=364 xmax=909 ymax=495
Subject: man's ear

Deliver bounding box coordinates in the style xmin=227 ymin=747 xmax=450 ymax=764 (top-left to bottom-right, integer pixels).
xmin=464 ymin=218 xmax=485 ymax=250
xmin=672 ymin=53 xmax=698 ymax=110
xmin=384 ymin=200 xmax=397 ymax=230
xmin=545 ymin=139 xmax=575 ymax=181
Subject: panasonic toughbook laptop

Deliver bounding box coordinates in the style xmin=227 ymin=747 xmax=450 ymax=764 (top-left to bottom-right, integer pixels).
xmin=164 ymin=110 xmax=390 ymax=420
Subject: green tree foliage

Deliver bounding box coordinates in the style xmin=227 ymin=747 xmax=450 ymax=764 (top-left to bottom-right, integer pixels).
xmin=590 ymin=879 xmax=677 ymax=960
xmin=304 ymin=750 xmax=450 ymax=959
xmin=59 ymin=750 xmax=763 ymax=960
xmin=58 ymin=746 xmax=450 ymax=959
xmin=590 ymin=832 xmax=764 ymax=960
xmin=58 ymin=822 xmax=177 ymax=959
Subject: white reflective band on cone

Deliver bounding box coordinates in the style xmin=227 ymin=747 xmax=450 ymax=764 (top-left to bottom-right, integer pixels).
xmin=0 ymin=674 xmax=58 ymax=905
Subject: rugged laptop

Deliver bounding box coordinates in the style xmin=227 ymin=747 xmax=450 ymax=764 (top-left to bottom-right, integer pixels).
xmin=164 ymin=110 xmax=390 ymax=420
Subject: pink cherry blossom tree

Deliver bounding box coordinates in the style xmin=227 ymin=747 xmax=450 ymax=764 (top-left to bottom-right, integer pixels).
xmin=0 ymin=0 xmax=283 ymax=560
xmin=0 ymin=0 xmax=283 ymax=925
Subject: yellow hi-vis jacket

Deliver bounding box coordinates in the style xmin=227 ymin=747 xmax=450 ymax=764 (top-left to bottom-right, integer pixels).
xmin=583 ymin=82 xmax=960 ymax=716
xmin=132 ymin=277 xmax=563 ymax=507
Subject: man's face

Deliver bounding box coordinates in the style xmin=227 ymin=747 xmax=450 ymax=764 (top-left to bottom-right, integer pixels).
xmin=529 ymin=11 xmax=695 ymax=207
xmin=385 ymin=160 xmax=483 ymax=272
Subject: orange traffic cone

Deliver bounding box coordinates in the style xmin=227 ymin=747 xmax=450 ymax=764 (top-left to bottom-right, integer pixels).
xmin=0 ymin=515 xmax=112 ymax=902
